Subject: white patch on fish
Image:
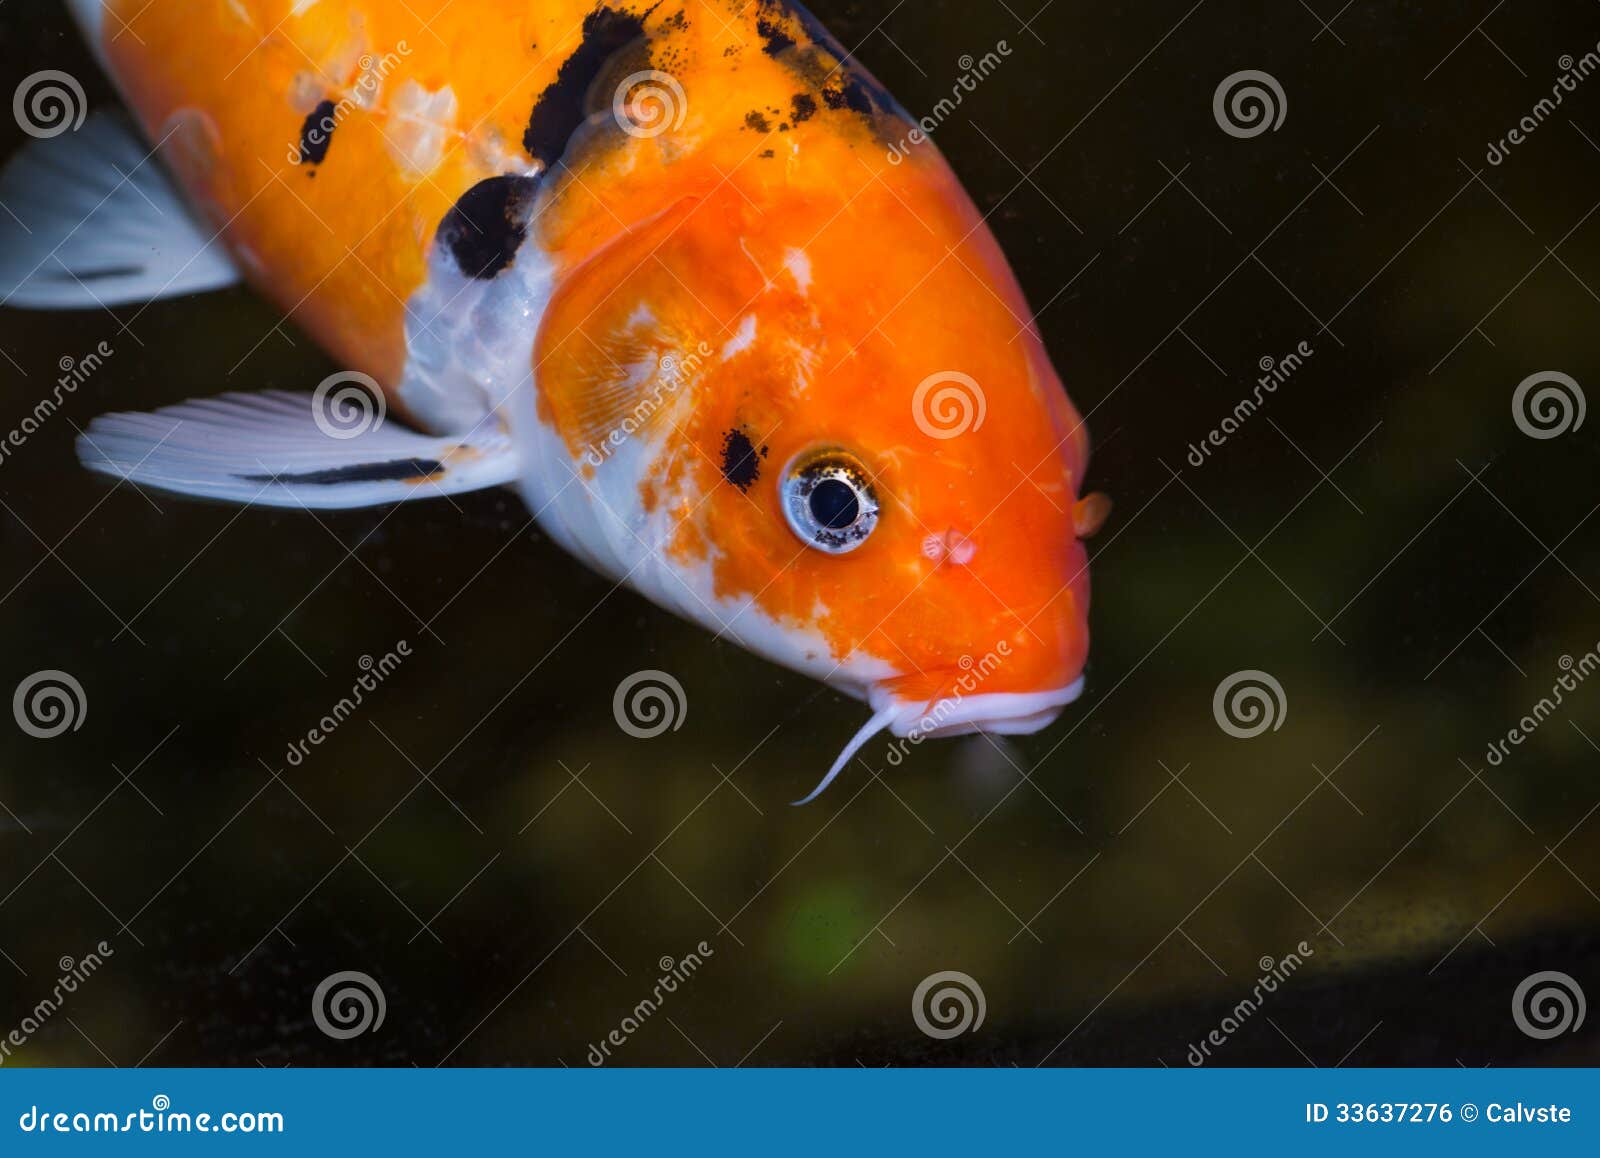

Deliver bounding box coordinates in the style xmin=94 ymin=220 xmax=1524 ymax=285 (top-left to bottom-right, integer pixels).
xmin=721 ymin=314 xmax=757 ymax=359
xmin=784 ymin=247 xmax=812 ymax=293
xmin=398 ymin=223 xmax=554 ymax=435
xmin=386 ymin=81 xmax=458 ymax=177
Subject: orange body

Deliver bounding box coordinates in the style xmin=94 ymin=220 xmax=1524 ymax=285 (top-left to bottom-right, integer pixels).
xmin=99 ymin=0 xmax=1098 ymax=712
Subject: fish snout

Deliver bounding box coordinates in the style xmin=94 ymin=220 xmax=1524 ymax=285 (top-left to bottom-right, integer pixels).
xmin=869 ymin=677 xmax=1085 ymax=741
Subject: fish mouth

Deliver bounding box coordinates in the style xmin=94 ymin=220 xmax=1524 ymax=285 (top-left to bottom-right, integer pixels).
xmin=871 ymin=680 xmax=1086 ymax=739
xmin=793 ymin=678 xmax=1086 ymax=805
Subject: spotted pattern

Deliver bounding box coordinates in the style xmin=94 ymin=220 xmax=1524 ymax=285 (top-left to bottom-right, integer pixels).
xmin=435 ymin=175 xmax=540 ymax=280
xmin=522 ymin=5 xmax=652 ymax=169
xmin=719 ymin=428 xmax=766 ymax=492
xmin=296 ymin=98 xmax=336 ymax=166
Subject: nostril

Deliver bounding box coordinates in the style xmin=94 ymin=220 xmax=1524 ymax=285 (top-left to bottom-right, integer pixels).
xmin=922 ymin=529 xmax=976 ymax=566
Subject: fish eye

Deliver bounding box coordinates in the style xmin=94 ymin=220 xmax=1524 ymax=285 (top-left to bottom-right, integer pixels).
xmin=780 ymin=449 xmax=880 ymax=555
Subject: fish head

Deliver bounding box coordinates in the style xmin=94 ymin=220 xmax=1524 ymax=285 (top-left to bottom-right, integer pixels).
xmin=529 ymin=89 xmax=1101 ymax=799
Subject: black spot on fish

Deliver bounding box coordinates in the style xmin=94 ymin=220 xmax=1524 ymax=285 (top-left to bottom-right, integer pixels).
xmin=435 ymin=175 xmax=540 ymax=280
xmin=745 ymin=110 xmax=771 ymax=132
xmin=297 ymin=99 xmax=337 ymax=166
xmin=239 ymin=459 xmax=446 ymax=486
xmin=48 ymin=265 xmax=144 ymax=283
xmin=756 ymin=15 xmax=795 ymax=57
xmin=720 ymin=428 xmax=766 ymax=492
xmin=759 ymin=149 xmax=775 ymax=159
xmin=822 ymin=81 xmax=873 ymax=116
xmin=757 ymin=0 xmax=901 ymax=132
xmin=790 ymin=93 xmax=817 ymax=123
xmin=522 ymin=5 xmax=655 ymax=169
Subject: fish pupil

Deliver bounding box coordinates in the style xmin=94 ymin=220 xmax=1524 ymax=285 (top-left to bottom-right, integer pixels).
xmin=809 ymin=478 xmax=860 ymax=530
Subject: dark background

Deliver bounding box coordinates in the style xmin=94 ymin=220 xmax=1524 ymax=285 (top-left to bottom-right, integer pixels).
xmin=2 ymin=0 xmax=1598 ymax=1066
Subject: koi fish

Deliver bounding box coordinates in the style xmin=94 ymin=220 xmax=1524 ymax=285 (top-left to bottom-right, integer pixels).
xmin=1 ymin=0 xmax=1108 ymax=801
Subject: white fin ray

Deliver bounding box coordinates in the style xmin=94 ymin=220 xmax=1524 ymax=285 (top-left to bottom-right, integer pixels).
xmin=0 ymin=111 xmax=240 ymax=309
xmin=76 ymin=391 xmax=519 ymax=509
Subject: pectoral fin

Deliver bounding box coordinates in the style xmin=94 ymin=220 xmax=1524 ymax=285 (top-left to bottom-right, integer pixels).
xmin=0 ymin=112 xmax=241 ymax=309
xmin=77 ymin=390 xmax=518 ymax=509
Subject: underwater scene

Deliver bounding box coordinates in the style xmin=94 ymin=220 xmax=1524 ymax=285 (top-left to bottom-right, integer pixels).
xmin=0 ymin=0 xmax=1597 ymax=1068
